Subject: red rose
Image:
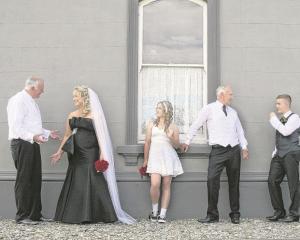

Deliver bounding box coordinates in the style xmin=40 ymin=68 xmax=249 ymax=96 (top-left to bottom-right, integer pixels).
xmin=139 ymin=166 xmax=147 ymax=177
xmin=95 ymin=159 xmax=109 ymax=172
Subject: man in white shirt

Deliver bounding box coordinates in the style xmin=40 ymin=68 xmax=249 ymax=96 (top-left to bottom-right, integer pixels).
xmin=182 ymin=86 xmax=249 ymax=224
xmin=267 ymin=94 xmax=300 ymax=222
xmin=7 ymin=76 xmax=60 ymax=225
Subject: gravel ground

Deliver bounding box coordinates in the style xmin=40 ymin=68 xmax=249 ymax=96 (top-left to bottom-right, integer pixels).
xmin=0 ymin=218 xmax=299 ymax=240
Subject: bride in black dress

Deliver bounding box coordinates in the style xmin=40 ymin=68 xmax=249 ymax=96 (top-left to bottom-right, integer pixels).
xmin=51 ymin=86 xmax=135 ymax=224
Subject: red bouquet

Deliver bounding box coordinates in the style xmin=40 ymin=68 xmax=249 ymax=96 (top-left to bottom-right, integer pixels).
xmin=95 ymin=159 xmax=109 ymax=172
xmin=139 ymin=166 xmax=147 ymax=177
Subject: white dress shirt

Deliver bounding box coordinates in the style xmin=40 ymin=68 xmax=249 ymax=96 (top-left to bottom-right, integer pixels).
xmin=185 ymin=100 xmax=248 ymax=149
xmin=7 ymin=90 xmax=50 ymax=144
xmin=270 ymin=110 xmax=300 ymax=157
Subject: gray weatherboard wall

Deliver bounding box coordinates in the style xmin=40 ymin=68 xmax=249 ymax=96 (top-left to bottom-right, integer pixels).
xmin=1 ymin=0 xmax=300 ymax=219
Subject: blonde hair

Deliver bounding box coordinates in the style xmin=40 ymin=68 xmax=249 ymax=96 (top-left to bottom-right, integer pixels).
xmin=73 ymin=85 xmax=91 ymax=116
xmin=154 ymin=100 xmax=174 ymax=132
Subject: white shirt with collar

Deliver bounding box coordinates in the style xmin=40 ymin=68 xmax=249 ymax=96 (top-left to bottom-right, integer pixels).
xmin=185 ymin=100 xmax=248 ymax=149
xmin=270 ymin=110 xmax=300 ymax=157
xmin=7 ymin=90 xmax=50 ymax=144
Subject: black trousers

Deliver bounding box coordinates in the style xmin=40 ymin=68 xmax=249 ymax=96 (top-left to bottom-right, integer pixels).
xmin=207 ymin=145 xmax=241 ymax=218
xmin=268 ymin=151 xmax=300 ymax=217
xmin=10 ymin=139 xmax=42 ymax=221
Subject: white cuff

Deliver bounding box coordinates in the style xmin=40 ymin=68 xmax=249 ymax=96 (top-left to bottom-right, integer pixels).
xmin=270 ymin=116 xmax=280 ymax=129
xmin=241 ymin=146 xmax=247 ymax=150
xmin=42 ymin=129 xmax=51 ymax=141
xmin=28 ymin=133 xmax=34 ymax=144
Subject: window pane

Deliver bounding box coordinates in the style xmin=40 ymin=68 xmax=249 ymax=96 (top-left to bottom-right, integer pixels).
xmin=138 ymin=66 xmax=206 ymax=143
xmin=143 ymin=0 xmax=204 ymax=64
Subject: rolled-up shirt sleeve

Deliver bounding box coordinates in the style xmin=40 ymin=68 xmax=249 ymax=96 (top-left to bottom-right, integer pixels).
xmin=272 ymin=146 xmax=277 ymax=158
xmin=185 ymin=106 xmax=209 ymax=145
xmin=235 ymin=117 xmax=248 ymax=150
xmin=270 ymin=115 xmax=300 ymax=136
xmin=7 ymin=99 xmax=34 ymax=143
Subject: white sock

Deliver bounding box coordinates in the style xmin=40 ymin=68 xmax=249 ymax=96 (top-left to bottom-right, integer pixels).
xmin=152 ymin=203 xmax=159 ymax=216
xmin=160 ymin=208 xmax=167 ymax=218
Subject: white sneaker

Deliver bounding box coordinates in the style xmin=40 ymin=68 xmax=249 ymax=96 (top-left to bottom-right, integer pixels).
xmin=149 ymin=212 xmax=158 ymax=222
xmin=158 ymin=216 xmax=166 ymax=223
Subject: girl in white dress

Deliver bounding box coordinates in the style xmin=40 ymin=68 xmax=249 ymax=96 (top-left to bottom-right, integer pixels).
xmin=142 ymin=101 xmax=183 ymax=223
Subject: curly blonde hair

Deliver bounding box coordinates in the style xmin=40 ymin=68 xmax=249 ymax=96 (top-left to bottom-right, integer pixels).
xmin=73 ymin=85 xmax=91 ymax=116
xmin=154 ymin=100 xmax=174 ymax=132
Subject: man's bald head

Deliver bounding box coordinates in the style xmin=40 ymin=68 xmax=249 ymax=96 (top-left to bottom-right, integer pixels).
xmin=25 ymin=76 xmax=44 ymax=99
xmin=216 ymin=85 xmax=233 ymax=106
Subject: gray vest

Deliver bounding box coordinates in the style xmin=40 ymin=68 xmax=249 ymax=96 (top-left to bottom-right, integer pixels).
xmin=275 ymin=113 xmax=300 ymax=157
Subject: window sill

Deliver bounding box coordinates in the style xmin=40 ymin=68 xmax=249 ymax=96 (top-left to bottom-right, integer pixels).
xmin=116 ymin=144 xmax=211 ymax=166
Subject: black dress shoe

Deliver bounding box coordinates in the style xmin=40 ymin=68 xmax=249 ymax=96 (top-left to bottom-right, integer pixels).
xmin=231 ymin=216 xmax=240 ymax=224
xmin=198 ymin=216 xmax=219 ymax=223
xmin=266 ymin=213 xmax=285 ymax=222
xmin=280 ymin=215 xmax=299 ymax=223
xmin=16 ymin=218 xmax=39 ymax=225
xmin=39 ymin=217 xmax=54 ymax=222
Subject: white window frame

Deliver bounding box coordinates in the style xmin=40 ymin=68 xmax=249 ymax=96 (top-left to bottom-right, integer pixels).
xmin=137 ymin=0 xmax=208 ymax=143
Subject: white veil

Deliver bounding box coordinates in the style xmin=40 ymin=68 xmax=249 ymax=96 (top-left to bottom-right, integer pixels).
xmin=88 ymin=88 xmax=136 ymax=224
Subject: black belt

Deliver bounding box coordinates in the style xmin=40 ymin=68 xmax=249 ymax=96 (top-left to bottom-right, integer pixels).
xmin=11 ymin=139 xmax=34 ymax=144
xmin=212 ymin=144 xmax=235 ymax=149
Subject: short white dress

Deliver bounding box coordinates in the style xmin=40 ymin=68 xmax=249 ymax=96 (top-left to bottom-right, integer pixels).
xmin=146 ymin=126 xmax=184 ymax=177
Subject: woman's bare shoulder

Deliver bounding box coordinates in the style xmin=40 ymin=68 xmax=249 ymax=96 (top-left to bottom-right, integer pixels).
xmin=169 ymin=122 xmax=178 ymax=128
xmin=168 ymin=123 xmax=179 ymax=132
xmin=68 ymin=111 xmax=79 ymax=119
xmin=146 ymin=120 xmax=154 ymax=128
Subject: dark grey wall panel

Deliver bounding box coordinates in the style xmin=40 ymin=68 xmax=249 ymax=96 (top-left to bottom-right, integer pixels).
xmin=0 ymin=180 xmax=289 ymax=219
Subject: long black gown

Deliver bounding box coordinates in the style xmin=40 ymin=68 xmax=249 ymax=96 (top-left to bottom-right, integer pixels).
xmin=54 ymin=117 xmax=118 ymax=223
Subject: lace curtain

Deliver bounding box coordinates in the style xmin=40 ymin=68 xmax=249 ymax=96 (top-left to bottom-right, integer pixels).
xmin=138 ymin=66 xmax=207 ymax=143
